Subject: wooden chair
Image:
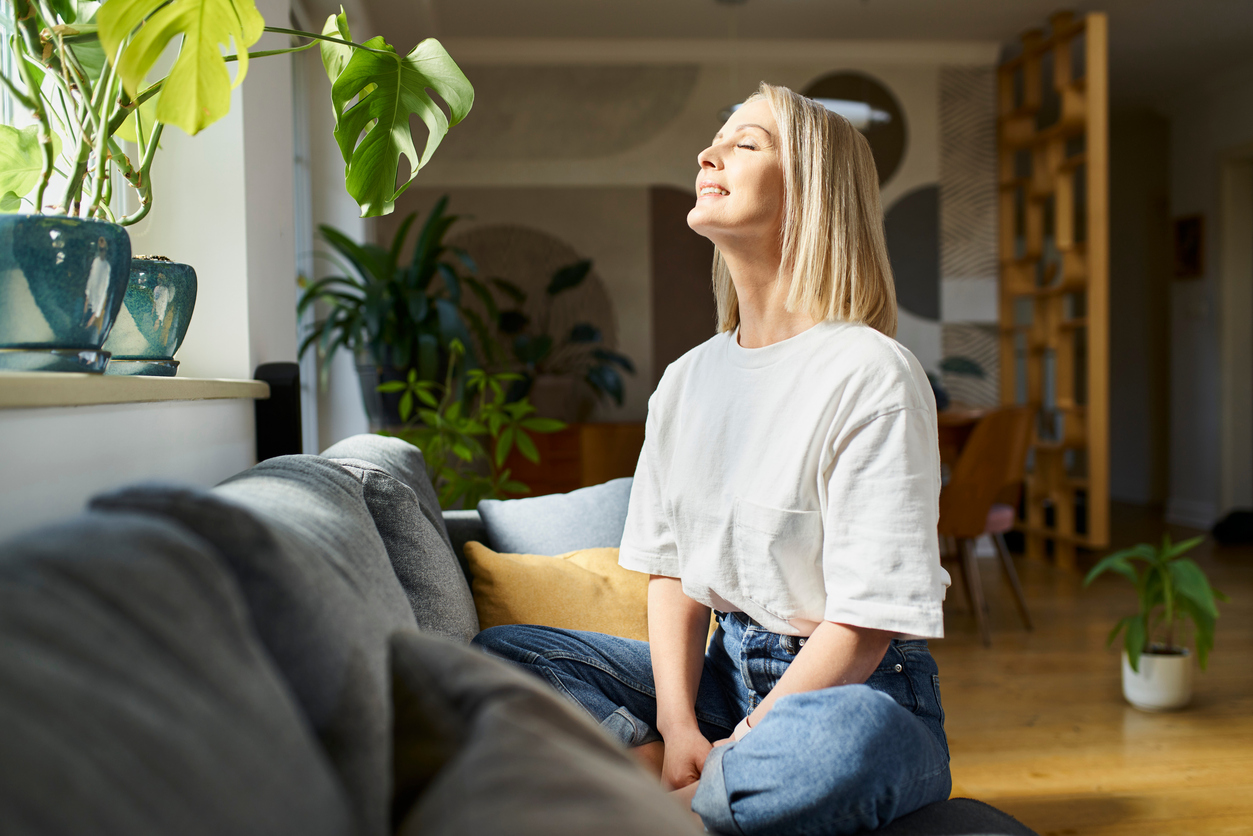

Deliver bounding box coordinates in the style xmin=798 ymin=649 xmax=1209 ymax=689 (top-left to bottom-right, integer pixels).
xmin=938 ymin=406 xmax=1034 ymax=646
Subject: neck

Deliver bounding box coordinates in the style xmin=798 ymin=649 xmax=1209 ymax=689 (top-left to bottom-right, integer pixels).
xmin=719 ymin=240 xmax=818 ymax=349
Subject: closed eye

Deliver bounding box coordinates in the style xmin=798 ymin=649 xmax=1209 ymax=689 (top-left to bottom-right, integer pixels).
xmin=737 ymin=143 xmax=757 ymax=150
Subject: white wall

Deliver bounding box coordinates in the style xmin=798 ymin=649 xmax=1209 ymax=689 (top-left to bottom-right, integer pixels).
xmin=0 ymin=0 xmax=302 ymax=541
xmin=1158 ymin=58 xmax=1253 ymax=527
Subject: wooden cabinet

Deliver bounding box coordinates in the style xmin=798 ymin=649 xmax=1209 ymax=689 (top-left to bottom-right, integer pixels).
xmin=504 ymin=422 xmax=645 ymax=497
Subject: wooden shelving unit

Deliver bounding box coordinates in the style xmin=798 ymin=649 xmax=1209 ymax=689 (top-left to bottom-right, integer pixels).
xmin=997 ymin=11 xmax=1109 ymax=568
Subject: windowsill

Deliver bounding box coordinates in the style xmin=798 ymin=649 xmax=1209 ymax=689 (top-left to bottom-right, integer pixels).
xmin=0 ymin=372 xmax=270 ymax=409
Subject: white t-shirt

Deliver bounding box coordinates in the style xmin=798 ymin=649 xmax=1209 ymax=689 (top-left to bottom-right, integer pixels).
xmin=618 ymin=320 xmax=950 ymax=639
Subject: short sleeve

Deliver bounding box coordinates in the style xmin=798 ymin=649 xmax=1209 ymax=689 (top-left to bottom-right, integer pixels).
xmin=618 ymin=409 xmax=680 ymax=578
xmin=821 ymin=407 xmax=948 ymax=638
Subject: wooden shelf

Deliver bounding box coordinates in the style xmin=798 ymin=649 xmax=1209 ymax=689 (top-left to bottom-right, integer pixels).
xmin=0 ymin=372 xmax=270 ymax=409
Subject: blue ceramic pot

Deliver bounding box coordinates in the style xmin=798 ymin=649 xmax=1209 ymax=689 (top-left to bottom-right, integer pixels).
xmin=0 ymin=215 xmax=131 ymax=373
xmin=103 ymin=258 xmax=198 ymax=377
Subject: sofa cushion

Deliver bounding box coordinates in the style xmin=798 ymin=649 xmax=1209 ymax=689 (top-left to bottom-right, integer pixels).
xmin=334 ymin=457 xmax=479 ymax=643
xmin=0 ymin=512 xmax=355 ymax=836
xmin=477 ymin=477 xmax=633 ymax=555
xmin=388 ymin=630 xmax=703 ymax=836
xmin=91 ymin=456 xmax=415 ymax=836
xmin=464 ymin=542 xmax=649 ymax=641
xmin=322 ymin=434 xmax=452 ymax=549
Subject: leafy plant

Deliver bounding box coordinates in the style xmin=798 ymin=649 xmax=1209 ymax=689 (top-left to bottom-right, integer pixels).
xmin=380 ymin=338 xmax=565 ymax=509
xmin=1083 ymin=534 xmax=1227 ymax=673
xmin=0 ymin=0 xmax=471 ymax=221
xmin=297 ymin=195 xmax=491 ymax=389
xmin=497 ymin=259 xmax=636 ymax=407
xmin=940 ymin=356 xmax=985 ymax=378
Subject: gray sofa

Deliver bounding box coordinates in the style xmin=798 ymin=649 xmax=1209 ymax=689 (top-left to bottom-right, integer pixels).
xmin=0 ymin=434 xmax=1036 ymax=836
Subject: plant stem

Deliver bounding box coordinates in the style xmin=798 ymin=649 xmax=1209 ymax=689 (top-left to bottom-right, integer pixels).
xmin=11 ymin=38 xmax=55 ymax=212
xmin=262 ymin=26 xmax=398 ymax=58
xmin=115 ymin=121 xmax=162 ymax=226
xmin=0 ymin=66 xmax=37 ymax=110
xmin=85 ymin=46 xmax=120 ymax=218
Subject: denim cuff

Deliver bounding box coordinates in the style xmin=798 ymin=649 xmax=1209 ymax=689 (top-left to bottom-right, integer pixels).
xmin=599 ymin=706 xmax=662 ymax=747
xmin=691 ymin=743 xmax=744 ymax=835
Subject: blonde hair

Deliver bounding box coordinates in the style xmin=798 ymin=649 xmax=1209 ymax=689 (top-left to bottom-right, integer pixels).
xmin=712 ymin=82 xmax=898 ymax=338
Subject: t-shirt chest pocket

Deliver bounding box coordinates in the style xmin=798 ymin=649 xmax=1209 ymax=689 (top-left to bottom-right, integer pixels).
xmin=731 ymin=497 xmax=824 ymax=620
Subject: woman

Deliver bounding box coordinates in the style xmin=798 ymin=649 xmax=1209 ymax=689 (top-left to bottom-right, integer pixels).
xmin=474 ymin=82 xmax=952 ymax=835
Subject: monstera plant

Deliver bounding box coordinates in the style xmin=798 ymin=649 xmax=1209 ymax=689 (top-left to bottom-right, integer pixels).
xmin=0 ymin=0 xmax=471 ymax=374
xmin=0 ymin=0 xmax=472 ymax=220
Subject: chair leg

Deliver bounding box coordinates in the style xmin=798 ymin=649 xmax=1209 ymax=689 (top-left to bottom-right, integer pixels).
xmin=994 ymin=532 xmax=1033 ymax=631
xmin=961 ymin=538 xmax=991 ymax=647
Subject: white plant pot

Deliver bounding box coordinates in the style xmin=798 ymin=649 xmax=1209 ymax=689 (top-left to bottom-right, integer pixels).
xmin=1122 ymin=648 xmax=1193 ymax=711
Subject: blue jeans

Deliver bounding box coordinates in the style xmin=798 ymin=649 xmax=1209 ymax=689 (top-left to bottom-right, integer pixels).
xmin=473 ymin=611 xmax=952 ymax=835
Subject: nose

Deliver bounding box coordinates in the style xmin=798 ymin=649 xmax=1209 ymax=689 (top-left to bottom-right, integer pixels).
xmin=697 ymin=143 xmax=722 ymax=170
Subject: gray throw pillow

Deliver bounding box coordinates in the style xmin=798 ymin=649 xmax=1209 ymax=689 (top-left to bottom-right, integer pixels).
xmin=389 ymin=630 xmax=703 ymax=836
xmin=91 ymin=456 xmax=416 ymax=836
xmin=322 ymin=434 xmax=452 ymax=550
xmin=477 ymin=477 xmax=633 ymax=555
xmin=333 ymin=457 xmax=479 ymax=643
xmin=0 ymin=512 xmax=354 ymax=836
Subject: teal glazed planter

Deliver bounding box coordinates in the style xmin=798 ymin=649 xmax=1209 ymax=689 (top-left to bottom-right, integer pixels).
xmin=0 ymin=215 xmax=132 ymax=372
xmin=103 ymin=258 xmax=198 ymax=377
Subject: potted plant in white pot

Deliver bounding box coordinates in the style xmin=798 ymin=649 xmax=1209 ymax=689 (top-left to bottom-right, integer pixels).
xmin=1 ymin=0 xmax=472 ymax=374
xmin=1084 ymin=534 xmax=1226 ymax=711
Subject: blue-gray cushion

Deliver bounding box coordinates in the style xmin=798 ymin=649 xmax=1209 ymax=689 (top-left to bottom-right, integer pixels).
xmin=0 ymin=512 xmax=354 ymax=836
xmin=91 ymin=456 xmax=415 ymax=836
xmin=389 ymin=630 xmax=703 ymax=836
xmin=476 ymin=477 xmax=634 ymax=556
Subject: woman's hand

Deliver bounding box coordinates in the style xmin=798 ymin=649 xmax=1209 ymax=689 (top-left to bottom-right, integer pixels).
xmin=660 ymin=726 xmax=713 ymax=790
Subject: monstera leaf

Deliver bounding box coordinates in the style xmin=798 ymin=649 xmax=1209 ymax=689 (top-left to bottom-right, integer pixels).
xmin=0 ymin=126 xmax=64 ymax=210
xmin=329 ymin=37 xmax=473 ymax=217
xmin=99 ymin=0 xmax=264 ymax=136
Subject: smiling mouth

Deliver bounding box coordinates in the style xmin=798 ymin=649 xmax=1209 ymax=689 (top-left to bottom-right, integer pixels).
xmin=699 ymin=185 xmax=729 ymax=197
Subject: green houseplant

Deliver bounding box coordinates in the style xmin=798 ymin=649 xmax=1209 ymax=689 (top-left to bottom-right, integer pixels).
xmin=497 ymin=258 xmax=636 ymax=419
xmin=380 ymin=338 xmax=565 ymax=509
xmin=297 ymin=195 xmax=502 ymax=427
xmin=0 ymin=0 xmax=471 ymax=371
xmin=1083 ymin=534 xmax=1226 ymax=710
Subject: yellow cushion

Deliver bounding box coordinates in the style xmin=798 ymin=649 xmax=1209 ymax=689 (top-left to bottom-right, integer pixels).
xmin=464 ymin=542 xmax=651 ymax=641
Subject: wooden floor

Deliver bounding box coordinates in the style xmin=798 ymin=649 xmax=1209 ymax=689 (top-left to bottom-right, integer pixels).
xmin=931 ymin=504 xmax=1253 ymax=835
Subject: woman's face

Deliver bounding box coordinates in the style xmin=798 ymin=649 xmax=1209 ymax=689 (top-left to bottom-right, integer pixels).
xmin=686 ymin=98 xmax=786 ymax=249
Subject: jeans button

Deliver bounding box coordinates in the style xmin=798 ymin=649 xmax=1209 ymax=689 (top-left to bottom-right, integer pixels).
xmin=894 ymin=663 xmax=903 ymax=672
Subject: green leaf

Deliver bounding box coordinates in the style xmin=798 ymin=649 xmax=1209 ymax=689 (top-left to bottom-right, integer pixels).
xmin=1163 ymin=535 xmax=1205 ymax=560
xmin=0 ymin=126 xmax=63 ymax=202
xmin=100 ymin=0 xmax=266 ymax=136
xmin=495 ymin=426 xmax=515 ymax=467
xmin=514 ymin=430 xmax=539 ymax=464
xmin=1083 ymin=553 xmax=1138 ymax=587
xmin=520 ymin=417 xmax=565 ymax=433
xmin=50 ymin=0 xmax=78 ymax=23
xmin=451 ymin=442 xmax=473 ymax=462
xmin=490 ymin=277 xmax=527 ymax=304
xmin=0 ymin=192 xmax=21 ymax=213
xmin=939 ymin=355 xmax=986 ymax=378
xmin=502 ymin=480 xmax=530 ymax=495
xmin=1105 ymin=616 xmax=1130 ymax=649
xmin=1168 ymin=559 xmax=1220 ymax=618
xmin=319 ymin=8 xmax=353 ymax=84
xmin=398 ymin=390 xmax=413 ymax=421
xmin=376 ymin=380 xmax=407 ymax=393
xmin=1125 ymin=614 xmax=1147 ymax=673
xmin=329 ymin=37 xmax=473 ymax=217
xmin=547 ymin=259 xmax=592 ymax=296
xmin=416 ymin=387 xmax=438 ymax=407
